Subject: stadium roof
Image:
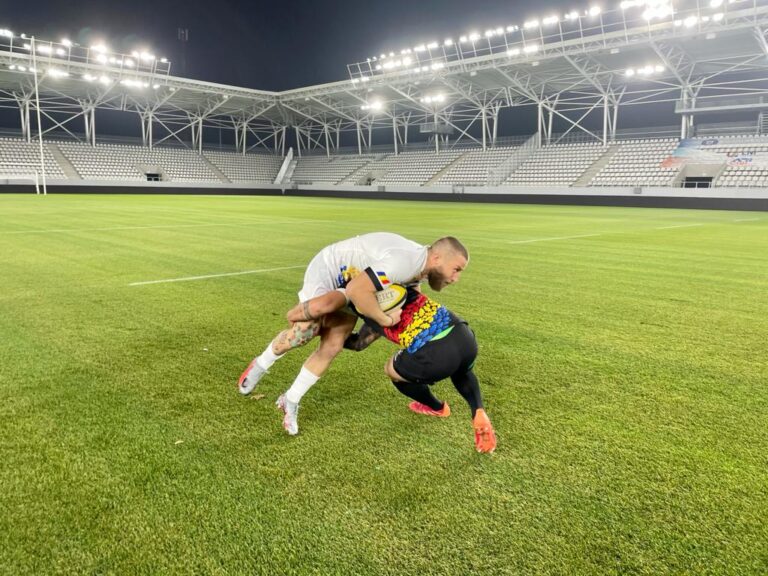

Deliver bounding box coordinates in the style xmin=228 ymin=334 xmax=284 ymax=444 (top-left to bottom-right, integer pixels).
xmin=2 ymin=0 xmax=768 ymax=152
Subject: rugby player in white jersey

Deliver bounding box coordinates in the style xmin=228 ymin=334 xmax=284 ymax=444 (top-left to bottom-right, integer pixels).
xmin=237 ymin=233 xmax=468 ymax=435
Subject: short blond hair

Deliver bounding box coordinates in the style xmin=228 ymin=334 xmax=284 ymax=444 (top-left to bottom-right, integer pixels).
xmin=432 ymin=236 xmax=469 ymax=260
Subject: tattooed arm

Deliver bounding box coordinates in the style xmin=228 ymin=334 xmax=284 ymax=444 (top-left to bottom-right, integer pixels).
xmin=286 ymin=290 xmax=347 ymax=323
xmin=343 ymin=323 xmax=382 ymax=352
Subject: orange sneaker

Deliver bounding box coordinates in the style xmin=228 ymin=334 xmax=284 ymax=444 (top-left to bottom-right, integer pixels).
xmin=408 ymin=400 xmax=451 ymax=417
xmin=472 ymin=409 xmax=497 ymax=453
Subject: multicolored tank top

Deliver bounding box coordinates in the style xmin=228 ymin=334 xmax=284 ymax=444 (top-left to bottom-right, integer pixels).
xmin=382 ymin=291 xmax=453 ymax=353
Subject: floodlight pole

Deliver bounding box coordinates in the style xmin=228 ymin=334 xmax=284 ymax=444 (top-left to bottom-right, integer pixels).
xmin=481 ymin=107 xmax=487 ymax=151
xmin=30 ymin=37 xmax=47 ymax=195
xmin=434 ymin=111 xmax=439 ymax=153
xmin=392 ymin=116 xmax=399 ymax=155
xmin=356 ymin=121 xmax=362 ymax=156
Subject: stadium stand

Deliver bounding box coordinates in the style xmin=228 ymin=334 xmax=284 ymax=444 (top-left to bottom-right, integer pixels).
xmin=205 ymin=151 xmax=283 ymax=183
xmin=589 ymin=138 xmax=680 ymax=187
xmin=0 ymin=137 xmax=65 ymax=179
xmin=705 ymin=136 xmax=768 ymax=187
xmin=352 ymin=150 xmax=464 ymax=186
xmin=56 ymin=141 xmax=222 ymax=182
xmin=291 ymin=154 xmax=376 ymax=184
xmin=432 ymin=145 xmax=520 ymax=186
xmin=505 ymin=142 xmax=607 ymax=186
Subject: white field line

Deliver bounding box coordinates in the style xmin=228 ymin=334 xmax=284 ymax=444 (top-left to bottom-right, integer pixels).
xmin=129 ymin=265 xmax=305 ymax=286
xmin=733 ymin=217 xmax=761 ymax=222
xmin=506 ymin=233 xmax=604 ymax=244
xmin=654 ymin=223 xmax=705 ymax=230
xmin=0 ymin=218 xmax=332 ymax=235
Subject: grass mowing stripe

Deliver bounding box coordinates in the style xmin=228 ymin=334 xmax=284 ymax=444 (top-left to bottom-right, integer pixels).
xmin=1 ymin=194 xmax=766 ymax=575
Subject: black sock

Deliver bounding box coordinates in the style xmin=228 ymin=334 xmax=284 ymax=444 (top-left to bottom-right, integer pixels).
xmin=391 ymin=380 xmax=443 ymax=411
xmin=450 ymin=370 xmax=483 ymax=418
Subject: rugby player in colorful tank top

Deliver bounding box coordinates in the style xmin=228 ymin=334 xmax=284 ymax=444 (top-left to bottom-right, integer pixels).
xmin=344 ymin=287 xmax=497 ymax=454
xmin=237 ymin=233 xmax=470 ymax=437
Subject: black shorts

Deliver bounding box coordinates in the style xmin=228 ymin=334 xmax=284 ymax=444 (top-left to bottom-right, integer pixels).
xmin=393 ymin=322 xmax=478 ymax=386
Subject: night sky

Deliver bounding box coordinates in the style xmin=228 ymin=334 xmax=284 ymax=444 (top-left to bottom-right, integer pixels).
xmin=9 ymin=0 xmax=574 ymax=91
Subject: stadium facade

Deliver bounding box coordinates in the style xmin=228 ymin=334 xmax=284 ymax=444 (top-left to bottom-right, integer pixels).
xmin=1 ymin=0 xmax=768 ymax=209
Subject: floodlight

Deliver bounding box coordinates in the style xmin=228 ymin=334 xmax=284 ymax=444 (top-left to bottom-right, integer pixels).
xmin=485 ymin=30 xmax=494 ymax=38
xmin=459 ymin=35 xmax=468 ymax=42
xmin=140 ymin=52 xmax=155 ymax=61
xmin=523 ymin=20 xmax=539 ymax=29
xmin=710 ymin=0 xmax=723 ymax=6
xmin=542 ymin=15 xmax=559 ymax=25
xmin=8 ymin=64 xmax=16 ymax=70
xmin=22 ymin=43 xmax=31 ymax=50
xmin=125 ymin=59 xmax=135 ymax=67
xmin=712 ymin=12 xmax=724 ymax=20
xmin=61 ymin=38 xmax=72 ymax=46
xmin=360 ymin=76 xmax=370 ymax=82
xmin=389 ymin=51 xmax=395 ymax=56
xmin=431 ymin=62 xmax=445 ymax=70
xmin=507 ymin=48 xmax=521 ymax=56
xmin=375 ymin=64 xmax=382 ymax=70
xmin=414 ymin=44 xmax=426 ymax=52
xmin=380 ymin=53 xmax=386 ymax=59
xmin=91 ymin=43 xmax=107 ymax=53
xmin=625 ymin=68 xmax=635 ymax=76
xmin=589 ymin=6 xmax=602 ymax=16
xmin=55 ymin=48 xmax=65 ymax=56
xmin=96 ymin=54 xmax=107 ymax=64
xmin=83 ymin=73 xmax=95 ymax=81
xmin=468 ymin=32 xmax=480 ymax=41
xmin=565 ymin=11 xmax=580 ymax=20
xmin=683 ymin=15 xmax=698 ymax=27
xmin=131 ymin=50 xmax=140 ymax=57
xmin=444 ymin=38 xmax=453 ymax=46
xmin=523 ymin=43 xmax=539 ymax=53
xmin=495 ymin=27 xmax=504 ymax=34
xmin=427 ymin=41 xmax=438 ymax=49
xmin=17 ymin=65 xmax=26 ymax=71
xmin=403 ymin=56 xmax=412 ymax=65
xmin=108 ymin=56 xmax=118 ymax=64
xmin=506 ymin=25 xmax=516 ymax=32
xmin=160 ymin=57 xmax=168 ymax=63
xmin=0 ymin=29 xmax=14 ymax=38
xmin=47 ymin=68 xmax=69 ymax=78
xmin=98 ymin=75 xmax=111 ymax=85
xmin=37 ymin=45 xmax=53 ymax=54
xmin=351 ymin=78 xmax=359 ymax=84
xmin=655 ymin=65 xmax=664 ymax=72
xmin=153 ymin=84 xmax=160 ymax=89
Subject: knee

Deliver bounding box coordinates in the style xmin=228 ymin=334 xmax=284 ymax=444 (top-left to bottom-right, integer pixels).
xmin=316 ymin=339 xmax=344 ymax=361
xmin=384 ymin=358 xmax=402 ymax=381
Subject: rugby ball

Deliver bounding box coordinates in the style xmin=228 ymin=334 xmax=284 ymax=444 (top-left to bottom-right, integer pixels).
xmin=375 ymin=284 xmax=407 ymax=312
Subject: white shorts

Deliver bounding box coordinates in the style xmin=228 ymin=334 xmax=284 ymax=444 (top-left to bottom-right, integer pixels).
xmin=297 ymin=250 xmax=345 ymax=303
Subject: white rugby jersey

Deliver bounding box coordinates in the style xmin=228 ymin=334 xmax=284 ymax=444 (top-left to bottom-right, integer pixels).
xmin=319 ymin=232 xmax=428 ymax=290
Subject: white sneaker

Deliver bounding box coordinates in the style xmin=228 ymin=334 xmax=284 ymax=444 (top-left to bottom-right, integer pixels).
xmin=276 ymin=393 xmax=299 ymax=435
xmin=238 ymin=358 xmax=268 ymax=395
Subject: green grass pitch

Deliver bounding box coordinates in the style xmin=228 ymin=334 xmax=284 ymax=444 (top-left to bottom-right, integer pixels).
xmin=1 ymin=193 xmax=766 ymax=575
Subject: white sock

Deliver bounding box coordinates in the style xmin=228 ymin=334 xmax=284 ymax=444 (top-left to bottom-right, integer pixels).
xmin=285 ymin=366 xmax=320 ymax=404
xmin=256 ymin=340 xmax=284 ymax=371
